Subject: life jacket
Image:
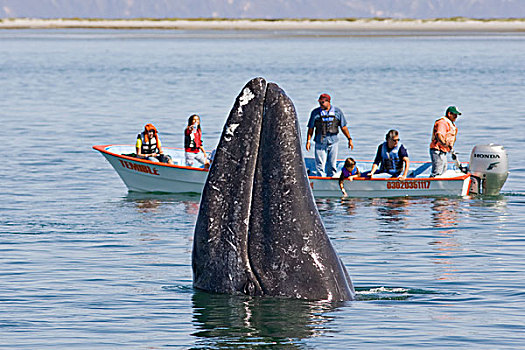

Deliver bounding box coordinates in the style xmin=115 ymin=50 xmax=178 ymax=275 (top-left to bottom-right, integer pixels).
xmin=380 ymin=141 xmax=403 ymax=173
xmin=342 ymin=166 xmax=359 ymax=178
xmin=430 ymin=117 xmax=457 ymax=153
xmin=185 ymin=126 xmax=202 ymax=153
xmin=314 ymin=106 xmax=340 ymax=138
xmin=138 ymin=131 xmax=160 ymax=155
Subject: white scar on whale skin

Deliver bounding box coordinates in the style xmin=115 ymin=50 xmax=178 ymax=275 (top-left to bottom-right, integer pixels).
xmin=224 ymin=123 xmax=240 ymax=142
xmin=237 ymin=87 xmax=255 ymax=114
xmin=311 ymin=252 xmax=325 ymax=273
xmin=224 ymin=87 xmax=254 ymax=141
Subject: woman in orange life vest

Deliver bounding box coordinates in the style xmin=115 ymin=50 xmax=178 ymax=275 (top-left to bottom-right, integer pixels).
xmin=184 ymin=114 xmax=210 ymax=169
xmin=136 ymin=123 xmax=173 ymax=164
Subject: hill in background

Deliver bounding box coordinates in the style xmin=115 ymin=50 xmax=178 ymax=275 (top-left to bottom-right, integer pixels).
xmin=1 ymin=0 xmax=524 ymax=19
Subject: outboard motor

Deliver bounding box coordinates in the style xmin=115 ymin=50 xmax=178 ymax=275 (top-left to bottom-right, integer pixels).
xmin=469 ymin=144 xmax=509 ymax=195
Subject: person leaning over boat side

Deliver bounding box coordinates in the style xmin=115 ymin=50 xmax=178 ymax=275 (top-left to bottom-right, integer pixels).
xmin=184 ymin=114 xmax=210 ymax=169
xmin=429 ymin=106 xmax=461 ymax=177
xmin=305 ymin=93 xmax=353 ymax=177
xmin=362 ymin=129 xmax=410 ymax=180
xmin=136 ymin=123 xmax=173 ymax=164
xmin=339 ymin=157 xmax=361 ymax=197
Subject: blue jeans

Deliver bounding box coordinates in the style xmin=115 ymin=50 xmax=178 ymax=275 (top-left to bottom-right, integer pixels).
xmin=430 ymin=148 xmax=447 ymax=177
xmin=314 ymin=140 xmax=338 ymax=177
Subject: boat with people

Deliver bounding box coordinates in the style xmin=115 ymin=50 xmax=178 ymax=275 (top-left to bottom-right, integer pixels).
xmin=92 ymin=143 xmax=508 ymax=198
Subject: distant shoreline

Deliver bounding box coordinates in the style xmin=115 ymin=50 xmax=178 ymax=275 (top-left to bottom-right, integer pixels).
xmin=1 ymin=18 xmax=525 ymax=32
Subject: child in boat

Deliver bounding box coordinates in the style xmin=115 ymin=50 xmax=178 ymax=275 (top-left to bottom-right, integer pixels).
xmin=184 ymin=114 xmax=210 ymax=169
xmin=339 ymin=157 xmax=360 ymax=197
xmin=136 ymin=123 xmax=173 ymax=164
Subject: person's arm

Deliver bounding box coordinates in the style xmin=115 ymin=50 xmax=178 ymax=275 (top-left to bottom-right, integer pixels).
xmin=156 ymin=138 xmax=163 ymax=155
xmin=136 ymin=137 xmax=147 ymax=158
xmin=306 ymin=110 xmax=318 ymax=151
xmin=368 ymin=163 xmax=379 ymax=177
xmin=399 ymin=157 xmax=410 ymax=180
xmin=397 ymin=146 xmax=409 ymax=180
xmin=435 ymin=132 xmax=448 ymax=147
xmin=349 ymin=168 xmax=360 ymax=181
xmin=435 ymin=122 xmax=454 ymax=148
xmin=339 ymin=172 xmax=347 ymax=196
xmin=340 ymin=126 xmax=354 ymax=150
xmin=199 ymin=146 xmax=207 ymax=159
xmin=147 ymin=147 xmax=158 ymax=158
xmin=196 ymin=129 xmax=208 ymax=161
xmin=306 ymin=127 xmax=314 ymax=151
xmin=136 ymin=138 xmax=141 ymax=156
xmin=447 ymin=133 xmax=456 ymax=148
xmin=337 ymin=108 xmax=353 ymax=150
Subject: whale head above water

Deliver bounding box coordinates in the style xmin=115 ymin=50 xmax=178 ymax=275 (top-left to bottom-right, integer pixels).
xmin=192 ymin=77 xmax=355 ymax=301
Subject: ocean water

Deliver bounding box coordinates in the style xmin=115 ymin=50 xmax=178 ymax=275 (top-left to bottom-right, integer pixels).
xmin=1 ymin=29 xmax=524 ymax=349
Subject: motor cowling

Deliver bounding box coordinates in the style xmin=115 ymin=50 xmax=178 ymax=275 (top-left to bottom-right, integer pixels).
xmin=469 ymin=144 xmax=509 ymax=195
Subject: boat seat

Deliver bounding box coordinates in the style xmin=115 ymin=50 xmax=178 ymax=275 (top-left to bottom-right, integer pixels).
xmin=408 ymin=162 xmax=432 ymax=178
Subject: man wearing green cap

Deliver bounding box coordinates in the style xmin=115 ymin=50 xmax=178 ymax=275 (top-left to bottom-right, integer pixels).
xmin=429 ymin=106 xmax=461 ymax=177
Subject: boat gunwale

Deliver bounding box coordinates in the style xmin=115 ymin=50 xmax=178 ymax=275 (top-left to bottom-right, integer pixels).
xmin=310 ymin=173 xmax=470 ymax=181
xmin=92 ymin=144 xmax=208 ymax=172
xmin=93 ymin=144 xmax=471 ymax=181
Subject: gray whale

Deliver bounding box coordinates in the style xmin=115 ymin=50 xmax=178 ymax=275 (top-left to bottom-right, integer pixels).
xmin=192 ymin=77 xmax=355 ymax=301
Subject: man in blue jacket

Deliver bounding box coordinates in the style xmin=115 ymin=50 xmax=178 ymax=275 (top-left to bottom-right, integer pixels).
xmin=363 ymin=129 xmax=410 ymax=180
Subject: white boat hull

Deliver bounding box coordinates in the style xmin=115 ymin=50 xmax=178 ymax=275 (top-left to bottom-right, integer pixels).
xmin=95 ymin=145 xmax=208 ymax=193
xmin=94 ymin=145 xmax=471 ymax=198
xmin=310 ymin=175 xmax=470 ymax=198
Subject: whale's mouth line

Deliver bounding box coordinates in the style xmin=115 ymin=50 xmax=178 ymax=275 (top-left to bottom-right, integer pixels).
xmin=245 ymin=83 xmax=270 ymax=296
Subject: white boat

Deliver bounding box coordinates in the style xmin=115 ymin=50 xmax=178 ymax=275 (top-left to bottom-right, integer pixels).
xmin=93 ymin=144 xmax=475 ymax=198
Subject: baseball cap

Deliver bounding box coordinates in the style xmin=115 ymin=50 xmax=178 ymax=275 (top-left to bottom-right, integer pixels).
xmin=318 ymin=93 xmax=331 ymax=102
xmin=446 ymin=106 xmax=462 ymax=115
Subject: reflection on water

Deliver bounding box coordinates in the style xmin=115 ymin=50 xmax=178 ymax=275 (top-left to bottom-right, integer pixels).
xmin=183 ymin=200 xmax=200 ymax=216
xmin=315 ymin=198 xmax=337 ymax=215
xmin=133 ymin=198 xmax=162 ymax=213
xmin=375 ymin=198 xmax=409 ymax=226
xmin=368 ymin=198 xmax=410 ymax=237
xmin=467 ymin=195 xmax=509 ymax=223
xmin=340 ymin=197 xmax=358 ymax=216
xmin=429 ymin=198 xmax=461 ymax=281
xmin=123 ymin=192 xmax=201 ymax=214
xmin=191 ymin=290 xmax=341 ymax=349
xmin=120 ymin=192 xmax=201 ymax=245
xmin=430 ymin=197 xmax=460 ymax=229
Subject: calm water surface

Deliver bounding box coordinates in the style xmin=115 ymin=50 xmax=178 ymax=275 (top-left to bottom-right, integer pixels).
xmin=1 ymin=29 xmax=524 ymax=349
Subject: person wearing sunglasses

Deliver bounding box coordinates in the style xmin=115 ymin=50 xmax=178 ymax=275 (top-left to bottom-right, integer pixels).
xmin=362 ymin=129 xmax=410 ymax=180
